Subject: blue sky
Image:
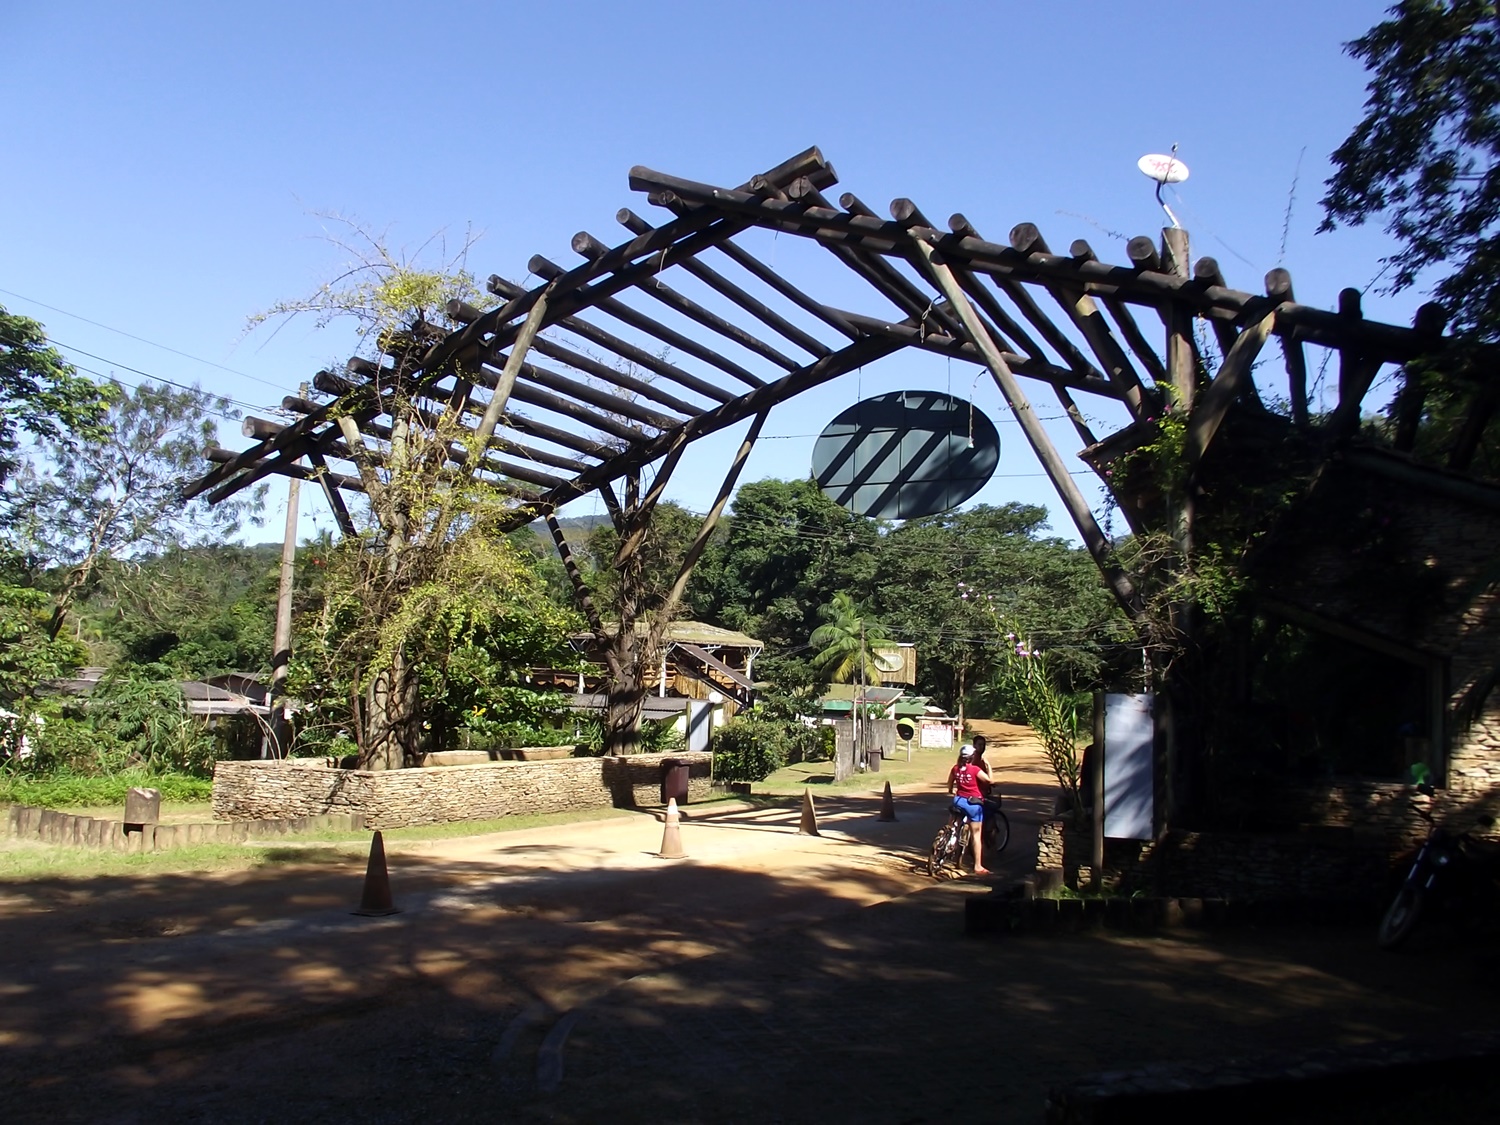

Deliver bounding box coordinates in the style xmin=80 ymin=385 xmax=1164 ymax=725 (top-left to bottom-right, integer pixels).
xmin=2 ymin=1 xmax=1414 ymax=546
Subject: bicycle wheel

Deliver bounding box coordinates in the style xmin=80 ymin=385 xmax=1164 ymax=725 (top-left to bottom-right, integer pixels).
xmin=983 ymin=810 xmax=1010 ymax=856
xmin=951 ymin=822 xmax=972 ymax=872
xmin=928 ymin=823 xmax=955 ymax=877
xmin=1377 ymin=885 xmax=1425 ymax=949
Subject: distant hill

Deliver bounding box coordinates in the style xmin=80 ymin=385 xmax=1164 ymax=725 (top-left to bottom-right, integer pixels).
xmin=529 ymin=514 xmax=609 ymax=539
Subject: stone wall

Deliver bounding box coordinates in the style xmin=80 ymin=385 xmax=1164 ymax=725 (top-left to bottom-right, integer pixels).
xmin=1260 ymin=453 xmax=1500 ymax=794
xmin=212 ymin=751 xmax=712 ymax=829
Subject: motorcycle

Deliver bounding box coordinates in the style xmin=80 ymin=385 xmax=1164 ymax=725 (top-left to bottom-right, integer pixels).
xmin=1377 ymin=781 xmax=1494 ymax=949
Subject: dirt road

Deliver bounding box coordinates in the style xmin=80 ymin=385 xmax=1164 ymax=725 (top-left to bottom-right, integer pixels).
xmin=5 ymin=731 xmax=1495 ymax=1123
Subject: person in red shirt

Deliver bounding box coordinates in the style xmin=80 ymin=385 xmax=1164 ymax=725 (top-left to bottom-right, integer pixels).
xmin=947 ymin=744 xmax=993 ymax=874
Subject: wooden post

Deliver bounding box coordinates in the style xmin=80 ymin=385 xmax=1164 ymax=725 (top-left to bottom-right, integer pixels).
xmin=906 ymin=235 xmax=1142 ymax=619
xmin=268 ymin=383 xmax=307 ymax=758
xmin=1092 ymin=691 xmax=1105 ymax=892
xmin=1161 ymin=227 xmax=1194 ymax=830
xmin=470 ymin=282 xmax=555 ymax=464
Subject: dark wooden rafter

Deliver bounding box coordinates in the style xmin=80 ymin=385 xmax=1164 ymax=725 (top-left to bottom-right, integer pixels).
xmin=902 ymin=229 xmax=1143 ymax=618
xmin=1265 ymin=269 xmax=1309 ymax=426
xmin=528 ymin=254 xmax=767 ymax=389
xmin=486 ymin=275 xmax=737 ymax=406
xmin=572 ymin=230 xmax=802 ymax=371
xmin=646 ymin=196 xmax=862 ymax=340
xmin=546 ymin=512 xmax=607 ymax=640
xmin=1392 ymin=303 xmax=1452 ymax=452
xmin=195 ymin=146 xmax=1476 ymax=568
xmin=614 ymin=208 xmax=833 ymax=358
xmin=1072 ymin=238 xmax=1170 ymax=388
xmin=1002 ymin=220 xmax=1150 ymax=418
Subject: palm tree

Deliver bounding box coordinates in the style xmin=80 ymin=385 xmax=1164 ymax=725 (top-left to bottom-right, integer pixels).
xmin=809 ymin=591 xmax=890 ymax=685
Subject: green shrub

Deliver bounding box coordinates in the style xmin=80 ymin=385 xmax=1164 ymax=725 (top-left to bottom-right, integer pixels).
xmin=0 ymin=771 xmax=213 ymax=808
xmin=712 ymin=712 xmax=791 ymax=782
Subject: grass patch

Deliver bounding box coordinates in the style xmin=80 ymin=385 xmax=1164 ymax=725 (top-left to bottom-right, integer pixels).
xmin=756 ymin=747 xmax=953 ymax=795
xmin=0 ymin=774 xmax=213 ymax=808
xmin=0 ymin=801 xmax=673 ymax=881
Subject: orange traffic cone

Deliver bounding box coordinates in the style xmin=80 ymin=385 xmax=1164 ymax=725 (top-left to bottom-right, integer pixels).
xmin=353 ymin=830 xmax=400 ymax=916
xmin=798 ymin=789 xmax=820 ymax=836
xmin=878 ymin=780 xmax=897 ymax=822
xmin=657 ymin=797 xmax=687 ymax=859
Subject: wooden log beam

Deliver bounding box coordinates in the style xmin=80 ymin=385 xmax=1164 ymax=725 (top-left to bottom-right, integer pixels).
xmin=611 ymin=429 xmax=692 ymax=563
xmin=470 ymin=282 xmax=553 ymax=473
xmin=415 ymin=148 xmax=834 ymax=382
xmin=1192 ymin=257 xmax=1242 ymax=364
xmin=493 ymin=332 xmax=905 ymax=532
xmin=631 ymin=172 xmax=1459 ymax=364
xmin=507 ymin=356 xmax=683 ymax=432
xmin=1185 ymin=310 xmax=1278 ymax=466
xmin=1163 ymin=228 xmax=1196 ymax=415
xmin=829 ymin=308 xmax=1121 ymax=397
xmin=1003 ymin=220 xmax=1148 ymax=418
xmin=1266 ymin=269 xmax=1310 ymax=426
xmin=280 ymin=394 xmax=595 ymax=476
xmin=1074 ymin=238 xmax=1170 ymax=388
xmin=905 ymin=236 xmax=1142 ymax=618
xmin=615 ymin=208 xmax=832 ymax=358
xmin=659 ymin=411 xmax=769 ymax=619
xmin=1392 ymin=303 xmax=1452 ymax=451
xmin=529 ymin=254 xmax=766 ymax=388
xmin=205 ymin=445 xmax=362 ymax=493
xmin=546 ymin=513 xmax=607 ymax=638
xmin=487 ymin=275 xmax=735 ymax=405
xmin=449 ymin=296 xmax=710 ymax=417
xmin=1450 ymin=380 xmax=1499 ymax=472
xmin=572 ymin=230 xmax=799 ymax=371
xmin=307 ymin=449 xmax=358 ymax=538
xmin=837 ymin=192 xmax=967 ymax=340
xmin=639 ymin=200 xmax=862 ymax=340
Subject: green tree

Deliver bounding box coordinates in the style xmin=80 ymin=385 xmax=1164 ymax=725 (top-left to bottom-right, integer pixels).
xmin=8 ymin=380 xmax=261 ymax=641
xmin=808 ymin=591 xmax=890 ymax=685
xmin=251 ymin=218 xmax=580 ymax=768
xmin=692 ymin=477 xmax=881 ymax=654
xmin=1320 ymin=1 xmax=1500 ymax=339
xmin=0 ymin=305 xmax=112 ymax=485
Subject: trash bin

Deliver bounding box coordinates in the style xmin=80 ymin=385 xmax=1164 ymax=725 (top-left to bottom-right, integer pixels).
xmin=661 ymin=758 xmax=690 ymax=804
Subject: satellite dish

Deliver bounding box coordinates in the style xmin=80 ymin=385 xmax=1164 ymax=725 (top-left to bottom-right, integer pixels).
xmin=1137 ymin=153 xmax=1189 ymax=184
xmin=811 ymin=390 xmax=999 ymax=519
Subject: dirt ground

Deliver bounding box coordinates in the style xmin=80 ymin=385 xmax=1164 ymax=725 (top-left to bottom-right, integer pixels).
xmin=3 ymin=726 xmax=1498 ymax=1123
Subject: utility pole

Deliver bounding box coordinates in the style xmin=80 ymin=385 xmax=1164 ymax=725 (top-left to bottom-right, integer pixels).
xmin=267 ymin=383 xmax=307 ymax=757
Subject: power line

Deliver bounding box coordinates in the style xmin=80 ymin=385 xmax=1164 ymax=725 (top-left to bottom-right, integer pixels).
xmin=0 ymin=286 xmax=297 ymax=395
xmin=50 ymin=340 xmax=279 ymax=418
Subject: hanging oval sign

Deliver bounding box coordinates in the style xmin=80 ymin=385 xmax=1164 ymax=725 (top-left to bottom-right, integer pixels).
xmin=811 ymin=390 xmax=999 ymax=519
xmin=1137 ymin=153 xmax=1189 ymax=184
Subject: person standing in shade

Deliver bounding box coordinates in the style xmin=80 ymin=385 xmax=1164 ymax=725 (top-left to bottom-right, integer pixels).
xmin=947 ymin=744 xmax=992 ymax=874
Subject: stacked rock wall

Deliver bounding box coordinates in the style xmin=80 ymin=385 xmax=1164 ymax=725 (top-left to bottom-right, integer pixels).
xmin=211 ymin=752 xmax=712 ymax=829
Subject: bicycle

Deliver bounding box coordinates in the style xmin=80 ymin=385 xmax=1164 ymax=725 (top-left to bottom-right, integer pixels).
xmin=928 ymin=796 xmax=1009 ymax=878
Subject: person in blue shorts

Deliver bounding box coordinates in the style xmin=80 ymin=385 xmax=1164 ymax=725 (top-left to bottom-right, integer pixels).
xmin=947 ymin=743 xmax=993 ymax=874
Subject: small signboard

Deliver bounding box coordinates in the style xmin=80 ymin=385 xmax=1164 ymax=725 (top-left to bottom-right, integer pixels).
xmin=920 ymin=721 xmax=953 ymax=749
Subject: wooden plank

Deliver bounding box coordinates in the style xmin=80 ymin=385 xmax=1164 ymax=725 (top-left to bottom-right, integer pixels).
xmin=546 ymin=513 xmax=607 ymax=638
xmin=1004 ymin=221 xmax=1148 ymax=417
xmin=830 ymin=308 xmax=1119 ymax=396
